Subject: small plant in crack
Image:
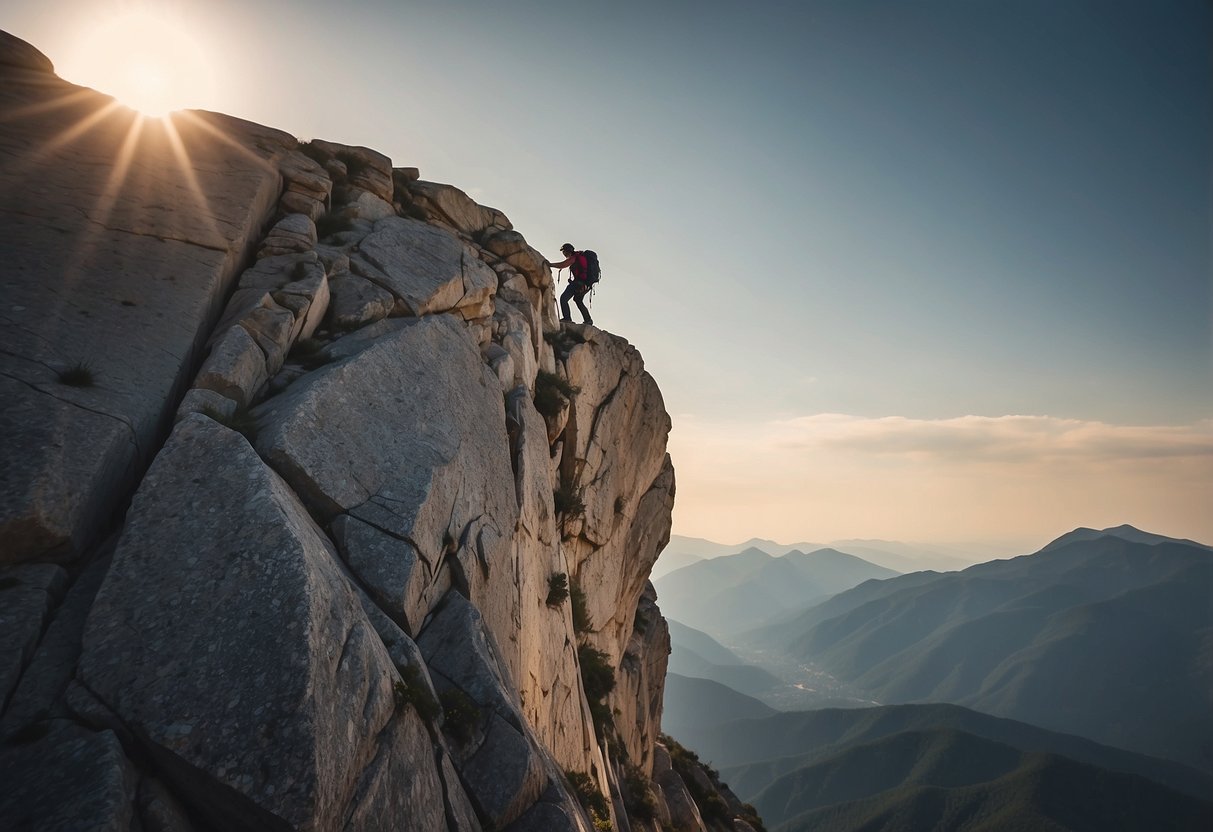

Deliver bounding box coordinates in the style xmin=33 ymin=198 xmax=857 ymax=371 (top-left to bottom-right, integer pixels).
xmin=392 ymin=664 xmax=442 ymax=722
xmin=438 ymin=689 xmax=481 ymax=744
xmin=623 ymin=764 xmax=659 ymax=822
xmin=565 ymin=770 xmax=612 ymax=830
xmin=546 ymin=572 xmax=570 ymax=607
xmin=56 ymin=361 xmax=95 ymax=387
xmin=534 ymin=370 xmax=578 ymax=419
xmin=570 ymin=580 xmax=591 ymax=634
xmin=577 ymin=643 xmax=616 ymax=739
xmin=553 ymin=479 xmax=584 ymax=518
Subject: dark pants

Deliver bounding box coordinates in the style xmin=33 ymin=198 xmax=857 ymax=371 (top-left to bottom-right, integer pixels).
xmin=560 ymin=281 xmax=592 ymax=323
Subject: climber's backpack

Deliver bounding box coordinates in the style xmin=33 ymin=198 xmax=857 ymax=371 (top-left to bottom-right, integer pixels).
xmin=582 ymin=249 xmax=601 ymax=285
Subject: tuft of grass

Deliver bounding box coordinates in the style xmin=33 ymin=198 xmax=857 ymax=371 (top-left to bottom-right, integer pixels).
xmin=533 ymin=370 xmax=579 ymax=418
xmin=438 ymin=689 xmax=481 ymax=745
xmin=570 ymin=580 xmax=591 ymax=634
xmin=392 ymin=664 xmax=442 ymax=722
xmin=201 ymin=404 xmax=259 ymax=443
xmin=547 ymin=573 xmax=570 ymax=607
xmin=565 ymin=771 xmax=612 ymax=831
xmin=315 ymin=212 xmax=354 ymax=239
xmin=57 ymin=361 xmax=95 ymax=387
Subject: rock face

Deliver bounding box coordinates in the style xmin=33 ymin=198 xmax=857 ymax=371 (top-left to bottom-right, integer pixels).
xmin=0 ymin=51 xmax=286 ymax=565
xmin=0 ymin=29 xmax=755 ymax=832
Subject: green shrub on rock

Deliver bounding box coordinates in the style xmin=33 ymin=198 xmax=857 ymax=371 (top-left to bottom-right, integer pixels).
xmin=547 ymin=572 xmax=570 ymax=607
xmin=578 ymin=643 xmax=616 ymax=738
xmin=623 ymin=764 xmax=659 ymax=822
xmin=565 ymin=770 xmax=612 ymax=831
xmin=534 ymin=370 xmax=578 ymax=418
xmin=570 ymin=580 xmax=591 ymax=634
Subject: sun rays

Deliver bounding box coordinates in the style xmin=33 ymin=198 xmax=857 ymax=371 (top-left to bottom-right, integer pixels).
xmin=160 ymin=113 xmax=224 ymax=244
xmin=0 ymin=81 xmax=275 ymax=304
xmin=0 ymin=61 xmax=287 ymax=418
xmin=55 ymin=6 xmax=219 ymax=118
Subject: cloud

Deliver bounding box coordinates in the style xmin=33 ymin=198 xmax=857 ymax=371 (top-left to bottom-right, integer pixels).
xmin=769 ymin=414 xmax=1213 ymax=464
xmin=667 ymin=412 xmax=1213 ymax=547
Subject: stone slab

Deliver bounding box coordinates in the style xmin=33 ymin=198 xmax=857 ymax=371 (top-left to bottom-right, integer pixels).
xmin=79 ymin=415 xmax=444 ymax=831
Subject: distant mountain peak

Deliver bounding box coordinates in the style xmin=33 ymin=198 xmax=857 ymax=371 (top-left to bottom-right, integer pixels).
xmin=1041 ymin=525 xmax=1211 ymax=553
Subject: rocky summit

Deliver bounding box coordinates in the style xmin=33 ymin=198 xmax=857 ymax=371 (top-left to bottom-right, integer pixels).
xmin=0 ymin=30 xmax=760 ymax=832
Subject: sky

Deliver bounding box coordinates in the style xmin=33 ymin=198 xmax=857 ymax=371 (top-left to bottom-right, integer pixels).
xmin=4 ymin=0 xmax=1210 ymax=554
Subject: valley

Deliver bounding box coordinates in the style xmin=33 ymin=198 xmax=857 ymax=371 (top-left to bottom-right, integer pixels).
xmin=656 ymin=525 xmax=1213 ymax=831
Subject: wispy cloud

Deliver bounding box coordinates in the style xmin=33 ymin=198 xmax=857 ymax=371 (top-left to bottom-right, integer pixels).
xmin=769 ymin=414 xmax=1213 ymax=464
xmin=668 ymin=412 xmax=1213 ymax=546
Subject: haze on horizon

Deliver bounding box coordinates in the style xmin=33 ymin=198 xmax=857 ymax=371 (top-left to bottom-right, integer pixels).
xmin=6 ymin=0 xmax=1209 ymax=550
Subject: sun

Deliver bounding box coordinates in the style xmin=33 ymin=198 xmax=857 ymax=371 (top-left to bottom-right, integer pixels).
xmin=58 ymin=7 xmax=218 ymax=118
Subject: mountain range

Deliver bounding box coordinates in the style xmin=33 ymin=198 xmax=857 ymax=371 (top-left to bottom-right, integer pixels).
xmin=668 ymin=699 xmax=1213 ymax=830
xmin=704 ymin=703 xmax=1213 ymax=801
xmin=655 ymin=525 xmax=1213 ymax=830
xmin=657 ymin=534 xmax=986 ymax=576
xmin=752 ymin=726 xmax=1213 ymax=831
xmin=654 ymin=547 xmax=899 ymax=636
xmin=757 ymin=527 xmax=1213 ymax=770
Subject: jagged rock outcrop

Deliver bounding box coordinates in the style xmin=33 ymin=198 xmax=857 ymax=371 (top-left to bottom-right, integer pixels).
xmin=0 ymin=30 xmax=762 ymax=832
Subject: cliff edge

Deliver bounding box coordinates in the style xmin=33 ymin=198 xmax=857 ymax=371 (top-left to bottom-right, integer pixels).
xmin=0 ymin=31 xmax=760 ymax=832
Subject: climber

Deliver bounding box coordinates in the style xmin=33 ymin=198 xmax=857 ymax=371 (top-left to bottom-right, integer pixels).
xmin=550 ymin=243 xmax=593 ymax=326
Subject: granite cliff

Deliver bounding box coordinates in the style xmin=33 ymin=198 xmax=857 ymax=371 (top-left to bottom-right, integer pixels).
xmin=0 ymin=31 xmax=761 ymax=832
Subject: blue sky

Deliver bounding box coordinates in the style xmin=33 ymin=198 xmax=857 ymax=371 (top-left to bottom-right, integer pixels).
xmin=6 ymin=0 xmax=1210 ymax=549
